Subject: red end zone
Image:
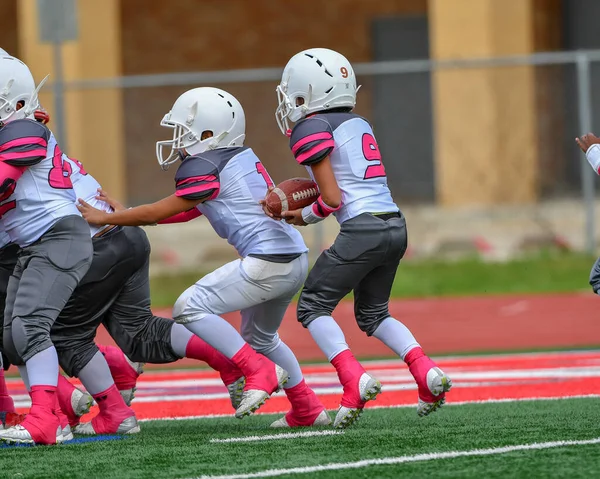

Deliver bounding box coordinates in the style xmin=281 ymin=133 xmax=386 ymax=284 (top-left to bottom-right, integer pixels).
xmin=94 ymin=292 xmax=600 ymax=367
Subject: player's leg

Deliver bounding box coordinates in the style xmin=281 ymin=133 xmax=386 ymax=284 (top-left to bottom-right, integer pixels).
xmin=298 ymin=214 xmax=406 ymax=429
xmin=239 ymin=254 xmax=330 ymax=428
xmin=51 ymin=225 xmax=162 ymax=436
xmin=0 ymin=215 xmax=92 ymax=445
xmin=100 ymin=226 xmax=244 ymax=407
xmin=0 ymin=244 xmax=19 ymax=424
xmin=357 ymin=215 xmax=452 ymax=417
xmin=173 ymin=259 xmax=289 ymax=418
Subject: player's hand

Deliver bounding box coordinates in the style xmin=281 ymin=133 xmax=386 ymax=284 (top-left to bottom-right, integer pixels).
xmin=281 ymin=208 xmax=307 ymax=226
xmin=576 ymin=133 xmax=600 ymax=153
xmin=77 ymin=198 xmax=109 ymax=225
xmin=259 ymin=186 xmax=278 ymax=219
xmin=96 ymin=188 xmax=126 ymax=212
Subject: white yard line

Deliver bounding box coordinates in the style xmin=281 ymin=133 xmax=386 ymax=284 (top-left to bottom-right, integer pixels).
xmin=209 ymin=430 xmax=342 ymax=444
xmin=135 ymin=394 xmax=600 ymax=423
xmin=192 ymin=437 xmax=600 ymax=479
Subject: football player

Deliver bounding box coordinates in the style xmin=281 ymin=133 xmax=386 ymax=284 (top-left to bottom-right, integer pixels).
xmin=0 ymin=107 xmax=247 ymax=437
xmin=273 ymin=48 xmax=452 ymax=429
xmin=0 ymin=55 xmax=94 ymax=444
xmin=78 ymin=87 xmax=330 ymax=427
xmin=575 ymin=133 xmax=600 ymax=293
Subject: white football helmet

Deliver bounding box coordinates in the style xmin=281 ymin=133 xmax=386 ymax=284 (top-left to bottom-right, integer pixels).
xmin=275 ymin=48 xmax=358 ymax=135
xmin=0 ymin=55 xmax=48 ymax=124
xmin=156 ymin=87 xmax=246 ymax=170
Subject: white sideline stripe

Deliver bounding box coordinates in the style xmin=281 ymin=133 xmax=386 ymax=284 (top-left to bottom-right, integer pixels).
xmin=136 ymin=394 xmax=600 ymax=423
xmin=209 ymin=430 xmax=342 ymax=444
xmin=193 ymin=437 xmax=600 ymax=479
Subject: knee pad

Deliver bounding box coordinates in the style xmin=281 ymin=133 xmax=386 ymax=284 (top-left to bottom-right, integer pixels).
xmin=297 ymin=293 xmax=333 ymax=329
xmin=173 ymin=287 xmax=210 ymax=324
xmin=11 ymin=317 xmax=53 ymax=363
xmin=2 ymin=330 xmax=24 ymax=367
xmin=355 ymin=309 xmax=389 ymax=336
xmin=57 ymin=342 xmax=99 ymax=378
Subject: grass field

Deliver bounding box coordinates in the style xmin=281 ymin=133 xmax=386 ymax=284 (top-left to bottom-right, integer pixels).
xmin=3 ymin=351 xmax=600 ymax=478
xmin=149 ymin=251 xmax=597 ymax=307
xmin=1 ymin=399 xmax=598 ymax=478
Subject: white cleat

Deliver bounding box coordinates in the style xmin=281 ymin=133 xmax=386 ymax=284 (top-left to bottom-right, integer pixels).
xmin=72 ymin=388 xmax=94 ymax=417
xmin=227 ymin=376 xmax=246 ymax=410
xmin=119 ymin=388 xmax=136 ymax=407
xmin=270 ymin=409 xmax=332 ymax=428
xmin=235 ymin=366 xmax=288 ymax=419
xmin=56 ymin=425 xmax=74 ymax=443
xmin=417 ymin=368 xmax=452 ymax=417
xmin=74 ymin=416 xmax=141 ymax=436
xmin=333 ymin=373 xmax=382 ymax=430
xmin=119 ymin=359 xmax=144 ymax=406
xmin=0 ymin=424 xmax=37 ymax=445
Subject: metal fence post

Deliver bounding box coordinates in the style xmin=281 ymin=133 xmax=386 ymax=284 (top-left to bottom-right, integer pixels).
xmin=576 ymin=53 xmax=595 ymax=254
xmin=52 ymin=42 xmax=68 ymax=152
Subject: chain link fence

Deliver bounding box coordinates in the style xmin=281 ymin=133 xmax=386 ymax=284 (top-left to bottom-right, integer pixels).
xmin=48 ymin=50 xmax=600 ymax=273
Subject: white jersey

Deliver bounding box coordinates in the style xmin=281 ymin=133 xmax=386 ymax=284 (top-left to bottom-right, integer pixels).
xmin=289 ymin=112 xmax=399 ymax=224
xmin=173 ymin=147 xmax=307 ymax=258
xmin=66 ymin=158 xmax=112 ymax=236
xmin=0 ymin=119 xmax=81 ymax=247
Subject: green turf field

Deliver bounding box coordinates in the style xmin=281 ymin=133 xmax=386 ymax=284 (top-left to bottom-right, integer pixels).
xmin=2 ymin=398 xmax=598 ymax=479
xmin=150 ymin=251 xmax=596 ymax=307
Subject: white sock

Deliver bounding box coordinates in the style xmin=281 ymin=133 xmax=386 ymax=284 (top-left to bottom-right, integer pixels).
xmin=170 ymin=323 xmax=194 ymax=357
xmin=307 ymin=316 xmax=349 ymax=362
xmin=264 ymin=341 xmax=304 ymax=389
xmin=184 ymin=314 xmax=246 ymax=359
xmin=26 ymin=346 xmax=59 ymax=387
xmin=18 ymin=365 xmax=31 ymax=391
xmin=372 ymin=317 xmax=420 ymax=360
xmin=78 ymin=351 xmax=116 ymax=395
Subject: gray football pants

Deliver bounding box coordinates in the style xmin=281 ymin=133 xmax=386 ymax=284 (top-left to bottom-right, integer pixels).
xmin=297 ymin=212 xmax=407 ymax=336
xmin=3 ymin=215 xmax=93 ymax=364
xmin=2 ymin=226 xmax=180 ymax=376
xmin=51 ymin=226 xmax=180 ymax=377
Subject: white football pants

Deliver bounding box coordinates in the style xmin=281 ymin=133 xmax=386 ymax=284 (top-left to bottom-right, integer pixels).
xmin=172 ymin=253 xmax=308 ymax=353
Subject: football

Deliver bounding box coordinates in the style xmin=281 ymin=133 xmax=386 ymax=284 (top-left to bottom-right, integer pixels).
xmin=265 ymin=177 xmax=320 ymax=217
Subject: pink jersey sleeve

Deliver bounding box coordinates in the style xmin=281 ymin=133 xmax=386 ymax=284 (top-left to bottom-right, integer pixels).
xmin=174 ymin=156 xmax=220 ymax=201
xmin=0 ymin=119 xmax=49 ymax=167
xmin=289 ymin=117 xmax=334 ymax=166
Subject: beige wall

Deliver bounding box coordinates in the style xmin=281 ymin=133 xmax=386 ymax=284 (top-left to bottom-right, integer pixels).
xmin=429 ymin=0 xmax=538 ymax=206
xmin=16 ymin=0 xmax=126 ymax=199
xmin=429 ymin=0 xmax=562 ymax=206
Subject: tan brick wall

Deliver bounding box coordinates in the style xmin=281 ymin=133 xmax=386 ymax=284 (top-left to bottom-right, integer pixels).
xmin=0 ymin=0 xmax=18 ymax=56
xmin=118 ymin=0 xmax=427 ymax=203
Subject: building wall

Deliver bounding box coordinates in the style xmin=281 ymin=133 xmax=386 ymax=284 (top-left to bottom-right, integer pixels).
xmin=119 ymin=0 xmax=428 ymax=203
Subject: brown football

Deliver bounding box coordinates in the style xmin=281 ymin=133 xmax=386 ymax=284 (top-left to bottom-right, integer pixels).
xmin=265 ymin=178 xmax=320 ymax=217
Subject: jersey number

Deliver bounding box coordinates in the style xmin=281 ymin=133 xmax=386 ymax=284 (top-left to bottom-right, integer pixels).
xmin=255 ymin=162 xmax=274 ymax=188
xmin=362 ymin=133 xmax=386 ymax=180
xmin=48 ymin=145 xmax=73 ymax=189
xmin=0 ymin=179 xmax=17 ymax=220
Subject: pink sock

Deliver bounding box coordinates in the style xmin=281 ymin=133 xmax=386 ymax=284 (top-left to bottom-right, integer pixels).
xmin=91 ymin=384 xmax=135 ymax=433
xmin=21 ymin=385 xmax=59 ymax=445
xmin=185 ymin=336 xmax=242 ymax=385
xmin=404 ymin=347 xmax=425 ymax=366
xmin=0 ymin=369 xmax=15 ymax=413
xmin=331 ymin=350 xmax=365 ymax=385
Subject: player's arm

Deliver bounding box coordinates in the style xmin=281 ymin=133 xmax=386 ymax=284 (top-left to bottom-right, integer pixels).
xmin=282 ymin=118 xmax=341 ymax=226
xmin=576 ymin=133 xmax=600 ymax=174
xmin=78 ymin=156 xmax=217 ymax=226
xmin=78 ymin=194 xmax=203 ymax=226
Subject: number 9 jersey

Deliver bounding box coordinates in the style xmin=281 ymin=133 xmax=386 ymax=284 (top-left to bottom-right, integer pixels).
xmin=289 ymin=112 xmax=399 ymax=224
xmin=0 ymin=119 xmax=81 ymax=247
